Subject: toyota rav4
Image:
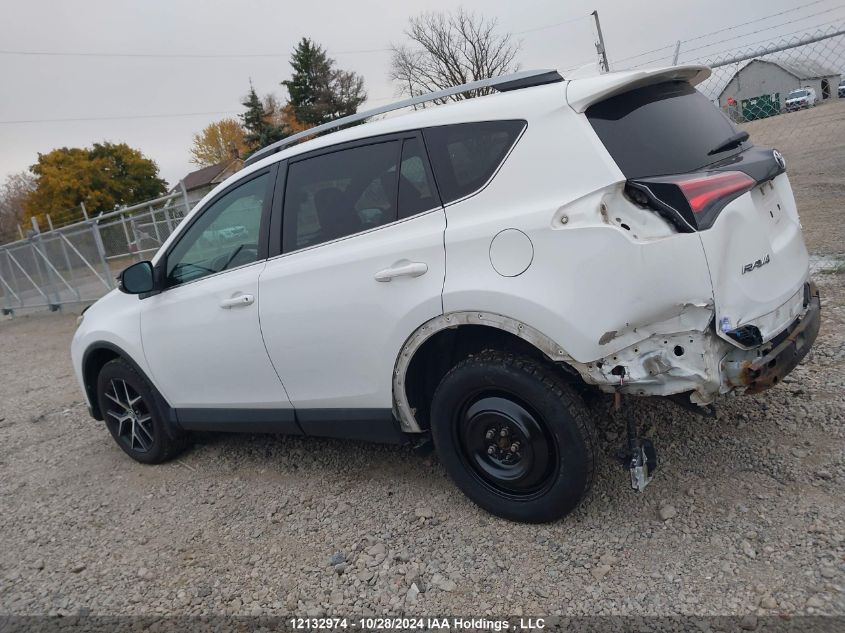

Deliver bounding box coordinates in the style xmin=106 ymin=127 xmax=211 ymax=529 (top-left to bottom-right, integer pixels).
xmin=71 ymin=66 xmax=820 ymax=523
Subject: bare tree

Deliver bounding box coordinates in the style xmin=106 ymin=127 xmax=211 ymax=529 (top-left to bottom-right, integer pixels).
xmin=0 ymin=171 xmax=35 ymax=243
xmin=390 ymin=9 xmax=520 ymax=103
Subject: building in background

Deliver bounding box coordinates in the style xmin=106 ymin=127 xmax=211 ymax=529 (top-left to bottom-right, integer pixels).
xmin=718 ymin=58 xmax=841 ymax=121
xmin=172 ymin=157 xmax=243 ymax=207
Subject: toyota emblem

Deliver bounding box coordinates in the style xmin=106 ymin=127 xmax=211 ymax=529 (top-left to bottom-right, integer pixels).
xmin=773 ymin=149 xmax=786 ymax=170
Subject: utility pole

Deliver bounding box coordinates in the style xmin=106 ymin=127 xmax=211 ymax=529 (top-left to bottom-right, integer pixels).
xmin=672 ymin=40 xmax=682 ymax=65
xmin=591 ymin=10 xmax=610 ymax=73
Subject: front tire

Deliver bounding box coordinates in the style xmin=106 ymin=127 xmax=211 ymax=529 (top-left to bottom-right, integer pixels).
xmin=96 ymin=358 xmax=187 ymax=464
xmin=430 ymin=351 xmax=596 ymax=523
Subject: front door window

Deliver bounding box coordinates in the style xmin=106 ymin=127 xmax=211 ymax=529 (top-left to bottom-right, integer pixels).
xmin=166 ymin=172 xmax=269 ymax=286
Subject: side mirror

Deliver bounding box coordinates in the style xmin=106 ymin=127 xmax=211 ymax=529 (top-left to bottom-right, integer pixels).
xmin=119 ymin=261 xmax=155 ymax=294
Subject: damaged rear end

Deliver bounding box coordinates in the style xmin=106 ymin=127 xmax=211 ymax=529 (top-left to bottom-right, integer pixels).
xmin=569 ymin=67 xmax=820 ymax=405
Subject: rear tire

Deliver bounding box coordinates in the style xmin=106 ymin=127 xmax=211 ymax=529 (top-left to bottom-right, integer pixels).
xmin=430 ymin=350 xmax=596 ymax=523
xmin=96 ymin=358 xmax=187 ymax=464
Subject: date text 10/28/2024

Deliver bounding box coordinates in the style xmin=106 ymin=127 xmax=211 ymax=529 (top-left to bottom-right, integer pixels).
xmin=290 ymin=617 xmax=547 ymax=631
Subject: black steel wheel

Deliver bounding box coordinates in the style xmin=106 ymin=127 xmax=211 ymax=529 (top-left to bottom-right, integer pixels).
xmin=431 ymin=350 xmax=596 ymax=523
xmin=96 ymin=358 xmax=187 ymax=464
xmin=457 ymin=394 xmax=557 ymax=498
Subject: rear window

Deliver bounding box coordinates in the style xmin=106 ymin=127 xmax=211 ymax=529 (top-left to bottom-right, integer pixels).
xmin=788 ymin=90 xmax=808 ymax=98
xmin=586 ymin=81 xmax=744 ymax=179
xmin=423 ymin=120 xmax=525 ymax=204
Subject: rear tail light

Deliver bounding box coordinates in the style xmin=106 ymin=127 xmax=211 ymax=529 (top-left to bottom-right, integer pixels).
xmin=626 ymin=170 xmax=756 ymax=231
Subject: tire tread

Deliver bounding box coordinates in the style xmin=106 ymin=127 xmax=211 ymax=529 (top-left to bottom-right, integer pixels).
xmin=432 ymin=349 xmax=597 ymax=521
xmin=99 ymin=358 xmax=187 ymax=464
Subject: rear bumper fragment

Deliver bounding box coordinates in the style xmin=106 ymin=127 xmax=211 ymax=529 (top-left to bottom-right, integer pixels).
xmin=722 ymin=281 xmax=820 ymax=393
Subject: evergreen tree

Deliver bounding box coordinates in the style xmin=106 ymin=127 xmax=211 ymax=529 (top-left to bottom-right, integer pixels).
xmin=240 ymin=83 xmax=287 ymax=153
xmin=282 ymin=38 xmax=366 ymax=127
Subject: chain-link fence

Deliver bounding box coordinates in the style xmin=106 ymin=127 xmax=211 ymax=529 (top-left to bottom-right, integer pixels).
xmin=695 ymin=27 xmax=843 ymax=129
xmin=0 ymin=192 xmax=191 ymax=314
xmin=693 ymin=27 xmax=845 ymax=257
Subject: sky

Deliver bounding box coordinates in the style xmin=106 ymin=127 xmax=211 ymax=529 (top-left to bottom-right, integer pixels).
xmin=1 ymin=0 xmax=843 ymax=187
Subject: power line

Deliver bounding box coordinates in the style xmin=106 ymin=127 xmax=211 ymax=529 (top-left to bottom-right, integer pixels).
xmin=0 ymin=14 xmax=592 ymax=60
xmin=0 ymin=110 xmax=239 ymax=125
xmin=612 ymin=0 xmax=837 ymax=66
xmin=679 ymin=4 xmax=845 ymax=55
xmin=682 ymin=0 xmax=830 ymax=43
xmin=0 ymin=49 xmax=287 ymax=59
xmin=0 ymin=95 xmax=414 ymax=124
xmin=611 ymin=43 xmax=677 ymax=66
xmin=683 ymin=20 xmax=845 ymax=64
xmin=330 ymin=47 xmax=391 ymax=55
xmin=562 ymin=58 xmax=602 ymax=72
xmin=513 ymin=14 xmax=590 ymax=35
xmin=631 ymin=18 xmax=845 ymax=68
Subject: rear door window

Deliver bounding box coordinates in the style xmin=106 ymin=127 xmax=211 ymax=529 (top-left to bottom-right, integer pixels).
xmin=586 ymin=81 xmax=745 ymax=179
xmin=282 ymin=141 xmax=400 ymax=252
xmin=398 ymin=137 xmax=439 ymax=218
xmin=423 ymin=120 xmax=526 ymax=204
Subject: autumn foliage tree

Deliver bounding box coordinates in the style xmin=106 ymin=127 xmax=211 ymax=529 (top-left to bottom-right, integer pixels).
xmin=0 ymin=171 xmax=35 ymax=242
xmin=189 ymin=118 xmax=249 ymax=167
xmin=23 ymin=142 xmax=167 ymax=226
xmin=262 ymin=95 xmax=309 ymax=136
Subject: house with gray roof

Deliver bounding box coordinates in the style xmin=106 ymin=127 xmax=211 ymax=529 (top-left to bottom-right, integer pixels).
xmin=717 ymin=58 xmax=841 ymax=119
xmin=172 ymin=157 xmax=244 ymax=207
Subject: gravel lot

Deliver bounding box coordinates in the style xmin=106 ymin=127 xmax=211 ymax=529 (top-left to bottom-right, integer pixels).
xmin=1 ymin=269 xmax=843 ymax=619
xmin=741 ymin=99 xmax=845 ymax=256
xmin=1 ymin=103 xmax=844 ymax=620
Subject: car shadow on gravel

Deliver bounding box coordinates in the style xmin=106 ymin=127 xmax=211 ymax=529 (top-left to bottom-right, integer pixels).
xmin=174 ymin=384 xmax=804 ymax=523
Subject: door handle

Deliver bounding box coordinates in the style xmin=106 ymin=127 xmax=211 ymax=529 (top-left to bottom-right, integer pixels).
xmin=219 ymin=293 xmax=255 ymax=309
xmin=374 ymin=260 xmax=428 ymax=282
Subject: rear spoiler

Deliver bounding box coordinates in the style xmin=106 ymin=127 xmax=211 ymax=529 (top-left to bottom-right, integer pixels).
xmin=566 ymin=65 xmax=711 ymax=113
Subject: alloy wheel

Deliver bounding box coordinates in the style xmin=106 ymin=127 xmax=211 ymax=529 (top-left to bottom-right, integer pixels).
xmin=103 ymin=379 xmax=154 ymax=453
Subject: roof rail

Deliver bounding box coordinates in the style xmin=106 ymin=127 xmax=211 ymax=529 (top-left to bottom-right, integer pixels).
xmin=244 ymin=68 xmax=563 ymax=166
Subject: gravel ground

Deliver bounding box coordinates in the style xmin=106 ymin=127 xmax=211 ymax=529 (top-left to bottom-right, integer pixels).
xmin=741 ymin=99 xmax=845 ymax=256
xmin=0 ymin=270 xmax=843 ymax=619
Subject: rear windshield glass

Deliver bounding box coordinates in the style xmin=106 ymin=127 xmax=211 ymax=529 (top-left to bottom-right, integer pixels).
xmin=586 ymin=81 xmax=744 ymax=179
xmin=422 ymin=120 xmax=525 ymax=204
xmin=788 ymin=90 xmax=808 ymax=98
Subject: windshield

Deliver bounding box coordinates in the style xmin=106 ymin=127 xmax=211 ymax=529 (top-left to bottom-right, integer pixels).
xmin=788 ymin=90 xmax=809 ymax=98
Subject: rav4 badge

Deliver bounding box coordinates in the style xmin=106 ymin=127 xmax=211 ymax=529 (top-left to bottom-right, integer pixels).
xmin=742 ymin=254 xmax=771 ymax=275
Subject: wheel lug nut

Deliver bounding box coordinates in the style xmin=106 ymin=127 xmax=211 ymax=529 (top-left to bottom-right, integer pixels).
xmin=500 ymin=428 xmax=509 ymax=437
xmin=485 ymin=429 xmax=495 ymax=440
xmin=487 ymin=445 xmax=496 ymax=455
xmin=510 ymin=442 xmax=520 ymax=452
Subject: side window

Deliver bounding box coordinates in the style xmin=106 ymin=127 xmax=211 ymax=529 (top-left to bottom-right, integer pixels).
xmin=166 ymin=172 xmax=268 ymax=286
xmin=422 ymin=120 xmax=526 ymax=204
xmin=283 ymin=141 xmax=399 ymax=252
xmin=398 ymin=137 xmax=439 ymax=219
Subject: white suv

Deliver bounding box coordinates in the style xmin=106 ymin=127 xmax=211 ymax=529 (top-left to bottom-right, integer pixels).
xmin=71 ymin=66 xmax=820 ymax=523
xmin=785 ymin=87 xmax=817 ymax=111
